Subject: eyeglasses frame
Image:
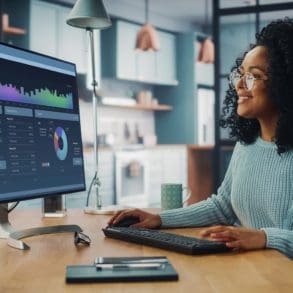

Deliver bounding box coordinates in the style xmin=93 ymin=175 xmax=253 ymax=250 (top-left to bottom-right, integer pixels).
xmin=229 ymin=69 xmax=269 ymax=91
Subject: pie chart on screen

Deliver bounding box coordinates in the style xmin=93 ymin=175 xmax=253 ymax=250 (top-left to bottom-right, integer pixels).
xmin=54 ymin=127 xmax=68 ymax=161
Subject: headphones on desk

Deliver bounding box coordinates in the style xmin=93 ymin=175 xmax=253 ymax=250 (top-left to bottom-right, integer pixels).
xmin=74 ymin=231 xmax=91 ymax=246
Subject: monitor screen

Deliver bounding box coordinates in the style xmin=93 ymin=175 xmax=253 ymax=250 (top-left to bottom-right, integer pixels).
xmin=0 ymin=43 xmax=86 ymax=203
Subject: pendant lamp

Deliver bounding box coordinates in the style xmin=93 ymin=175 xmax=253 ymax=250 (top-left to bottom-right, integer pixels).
xmin=197 ymin=37 xmax=215 ymax=63
xmin=197 ymin=0 xmax=214 ymax=63
xmin=135 ymin=0 xmax=160 ymax=51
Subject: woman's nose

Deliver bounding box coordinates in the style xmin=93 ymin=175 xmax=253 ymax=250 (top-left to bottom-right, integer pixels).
xmin=236 ymin=75 xmax=246 ymax=90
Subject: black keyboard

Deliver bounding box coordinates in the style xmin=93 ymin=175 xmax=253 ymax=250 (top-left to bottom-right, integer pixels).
xmin=103 ymin=226 xmax=231 ymax=255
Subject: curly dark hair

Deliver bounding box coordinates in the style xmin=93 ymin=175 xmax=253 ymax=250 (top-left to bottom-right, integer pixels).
xmin=220 ymin=18 xmax=293 ymax=154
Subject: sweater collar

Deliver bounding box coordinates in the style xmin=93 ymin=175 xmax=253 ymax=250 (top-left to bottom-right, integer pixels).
xmin=255 ymin=136 xmax=276 ymax=149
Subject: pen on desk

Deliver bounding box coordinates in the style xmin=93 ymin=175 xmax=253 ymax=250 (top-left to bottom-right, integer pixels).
xmin=120 ymin=259 xmax=169 ymax=264
xmin=96 ymin=263 xmax=164 ymax=270
xmin=95 ymin=257 xmax=168 ymax=264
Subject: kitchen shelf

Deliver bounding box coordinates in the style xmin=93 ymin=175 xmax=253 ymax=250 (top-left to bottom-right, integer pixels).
xmin=100 ymin=104 xmax=173 ymax=111
xmin=188 ymin=145 xmax=214 ymax=150
xmin=3 ymin=27 xmax=26 ymax=35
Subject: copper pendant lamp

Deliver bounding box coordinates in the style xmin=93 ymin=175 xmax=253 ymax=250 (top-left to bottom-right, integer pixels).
xmin=197 ymin=37 xmax=215 ymax=63
xmin=135 ymin=0 xmax=160 ymax=51
xmin=197 ymin=0 xmax=214 ymax=63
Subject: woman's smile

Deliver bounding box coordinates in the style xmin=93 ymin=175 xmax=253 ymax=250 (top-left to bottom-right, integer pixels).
xmin=237 ymin=96 xmax=252 ymax=104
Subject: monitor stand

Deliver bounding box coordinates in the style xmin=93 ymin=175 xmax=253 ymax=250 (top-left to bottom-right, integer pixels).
xmin=0 ymin=203 xmax=83 ymax=250
xmin=0 ymin=204 xmax=13 ymax=238
xmin=42 ymin=195 xmax=66 ymax=217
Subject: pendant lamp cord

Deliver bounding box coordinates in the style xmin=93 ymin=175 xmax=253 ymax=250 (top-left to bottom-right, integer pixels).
xmin=205 ymin=0 xmax=208 ymax=33
xmin=145 ymin=0 xmax=149 ymax=23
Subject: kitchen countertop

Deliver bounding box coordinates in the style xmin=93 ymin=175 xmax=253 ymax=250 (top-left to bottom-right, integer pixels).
xmin=83 ymin=144 xmax=214 ymax=152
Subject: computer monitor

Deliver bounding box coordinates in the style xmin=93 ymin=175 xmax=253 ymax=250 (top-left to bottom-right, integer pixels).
xmin=0 ymin=43 xmax=86 ymax=238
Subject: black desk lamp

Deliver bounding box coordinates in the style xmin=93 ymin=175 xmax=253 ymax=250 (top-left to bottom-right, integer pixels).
xmin=67 ymin=0 xmax=120 ymax=214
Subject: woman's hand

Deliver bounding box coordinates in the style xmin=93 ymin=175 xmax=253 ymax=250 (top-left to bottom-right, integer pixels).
xmin=199 ymin=225 xmax=267 ymax=251
xmin=108 ymin=209 xmax=162 ymax=229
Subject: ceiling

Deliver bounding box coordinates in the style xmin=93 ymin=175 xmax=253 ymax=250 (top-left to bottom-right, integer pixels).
xmin=60 ymin=0 xmax=293 ymax=30
xmin=112 ymin=0 xmax=213 ymax=25
xmin=62 ymin=0 xmax=213 ymax=27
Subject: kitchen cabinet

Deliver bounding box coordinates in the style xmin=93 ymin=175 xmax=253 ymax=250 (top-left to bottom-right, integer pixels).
xmin=30 ymin=0 xmax=94 ymax=74
xmin=116 ymin=20 xmax=157 ymax=82
xmin=30 ymin=0 xmax=57 ymax=56
xmin=136 ymin=50 xmax=157 ymax=82
xmin=156 ymin=31 xmax=177 ymax=85
xmin=147 ymin=146 xmax=187 ymax=207
xmin=101 ymin=20 xmax=178 ymax=85
xmin=116 ymin=20 xmax=138 ymax=80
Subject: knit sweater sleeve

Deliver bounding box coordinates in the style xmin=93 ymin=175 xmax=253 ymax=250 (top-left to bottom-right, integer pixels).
xmin=261 ymin=161 xmax=293 ymax=259
xmin=159 ymin=144 xmax=239 ymax=228
xmin=261 ymin=227 xmax=293 ymax=259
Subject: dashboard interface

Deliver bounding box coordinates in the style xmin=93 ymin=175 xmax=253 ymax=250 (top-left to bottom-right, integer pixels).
xmin=0 ymin=44 xmax=85 ymax=203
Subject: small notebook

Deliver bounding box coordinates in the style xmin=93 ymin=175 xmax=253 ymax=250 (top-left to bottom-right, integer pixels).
xmin=66 ymin=256 xmax=178 ymax=283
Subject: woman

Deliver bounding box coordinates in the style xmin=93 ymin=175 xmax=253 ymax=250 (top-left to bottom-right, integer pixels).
xmin=109 ymin=18 xmax=293 ymax=259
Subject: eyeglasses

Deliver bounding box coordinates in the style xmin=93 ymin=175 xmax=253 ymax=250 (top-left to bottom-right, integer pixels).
xmin=229 ymin=69 xmax=268 ymax=91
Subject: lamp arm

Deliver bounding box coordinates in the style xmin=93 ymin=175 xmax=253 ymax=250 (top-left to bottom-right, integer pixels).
xmin=87 ymin=28 xmax=102 ymax=209
xmin=87 ymin=28 xmax=98 ymax=94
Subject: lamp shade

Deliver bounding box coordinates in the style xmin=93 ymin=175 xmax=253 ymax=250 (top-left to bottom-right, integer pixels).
xmin=135 ymin=0 xmax=160 ymax=51
xmin=135 ymin=23 xmax=160 ymax=51
xmin=66 ymin=0 xmax=111 ymax=30
xmin=197 ymin=38 xmax=215 ymax=63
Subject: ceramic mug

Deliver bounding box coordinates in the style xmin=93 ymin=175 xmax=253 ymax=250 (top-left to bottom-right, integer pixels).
xmin=161 ymin=183 xmax=191 ymax=210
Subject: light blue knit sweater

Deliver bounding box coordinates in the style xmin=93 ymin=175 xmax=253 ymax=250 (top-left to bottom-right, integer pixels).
xmin=160 ymin=137 xmax=293 ymax=259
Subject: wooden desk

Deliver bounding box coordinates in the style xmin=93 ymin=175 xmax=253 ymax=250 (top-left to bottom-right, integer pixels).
xmin=0 ymin=209 xmax=292 ymax=293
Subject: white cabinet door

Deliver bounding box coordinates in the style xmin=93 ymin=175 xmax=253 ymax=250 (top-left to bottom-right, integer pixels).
xmin=30 ymin=1 xmax=89 ymax=75
xmin=156 ymin=31 xmax=178 ymax=85
xmin=30 ymin=0 xmax=57 ymax=57
xmin=116 ymin=21 xmax=137 ymax=80
xmin=115 ymin=21 xmax=177 ymax=85
xmin=136 ymin=50 xmax=156 ymax=82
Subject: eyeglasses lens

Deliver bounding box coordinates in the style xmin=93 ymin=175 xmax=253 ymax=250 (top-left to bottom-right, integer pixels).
xmin=230 ymin=71 xmax=254 ymax=91
xmin=230 ymin=71 xmax=240 ymax=88
xmin=245 ymin=74 xmax=254 ymax=91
